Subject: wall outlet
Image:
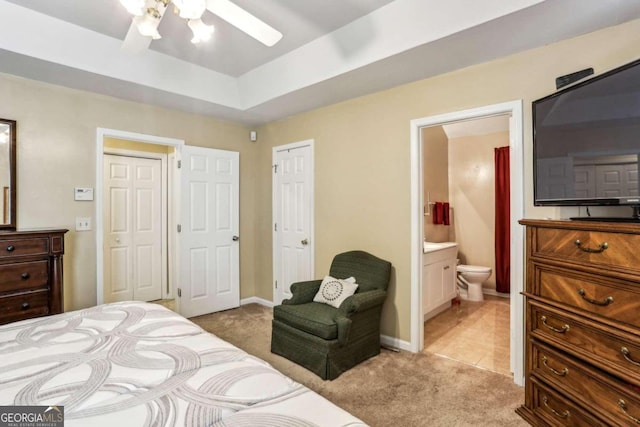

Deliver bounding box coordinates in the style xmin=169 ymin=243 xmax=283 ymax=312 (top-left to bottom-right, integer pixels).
xmin=75 ymin=217 xmax=91 ymax=231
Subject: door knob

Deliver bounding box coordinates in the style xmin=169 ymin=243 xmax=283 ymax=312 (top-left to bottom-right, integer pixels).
xmin=301 ymin=238 xmax=309 ymax=246
xmin=232 ymin=235 xmax=239 ymax=241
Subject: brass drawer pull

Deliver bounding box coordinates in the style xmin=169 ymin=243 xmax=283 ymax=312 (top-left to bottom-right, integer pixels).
xmin=6 ymin=245 xmax=15 ymax=252
xmin=542 ymin=396 xmax=569 ymax=419
xmin=577 ymin=288 xmax=614 ymax=306
xmin=621 ymin=347 xmax=640 ymax=367
xmin=541 ymin=316 xmax=570 ymax=333
xmin=542 ymin=356 xmax=568 ymax=376
xmin=574 ymin=239 xmax=608 ymax=253
xmin=618 ymin=399 xmax=640 ymax=423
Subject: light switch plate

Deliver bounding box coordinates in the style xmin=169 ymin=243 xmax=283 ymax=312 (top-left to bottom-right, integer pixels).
xmin=75 ymin=217 xmax=91 ymax=231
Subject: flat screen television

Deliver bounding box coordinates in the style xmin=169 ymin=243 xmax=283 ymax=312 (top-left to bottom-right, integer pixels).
xmin=533 ymin=58 xmax=640 ymax=221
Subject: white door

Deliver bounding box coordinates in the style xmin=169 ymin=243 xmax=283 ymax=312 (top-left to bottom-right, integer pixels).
xmin=273 ymin=141 xmax=314 ymax=304
xmin=596 ymin=163 xmax=639 ymax=197
xmin=536 ymin=157 xmax=575 ymax=199
xmin=573 ymin=165 xmax=596 ymax=198
xmin=104 ymin=154 xmax=162 ymax=302
xmin=179 ymin=146 xmax=239 ymax=318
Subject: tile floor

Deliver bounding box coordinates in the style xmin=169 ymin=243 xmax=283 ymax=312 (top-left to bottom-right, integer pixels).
xmin=423 ymin=295 xmax=511 ymax=376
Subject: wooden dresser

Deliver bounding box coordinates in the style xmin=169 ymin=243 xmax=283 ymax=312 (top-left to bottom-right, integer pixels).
xmin=518 ymin=219 xmax=640 ymax=426
xmin=0 ymin=229 xmax=68 ymax=325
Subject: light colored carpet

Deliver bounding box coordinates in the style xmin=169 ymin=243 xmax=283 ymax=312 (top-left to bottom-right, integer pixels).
xmin=190 ymin=304 xmax=528 ymax=427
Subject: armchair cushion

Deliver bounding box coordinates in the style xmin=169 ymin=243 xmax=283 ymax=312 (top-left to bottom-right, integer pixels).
xmin=273 ymin=302 xmax=338 ymax=340
xmin=313 ymin=275 xmax=358 ymax=308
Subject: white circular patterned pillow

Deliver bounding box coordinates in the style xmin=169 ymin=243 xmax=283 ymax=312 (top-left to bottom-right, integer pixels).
xmin=313 ymin=275 xmax=358 ymax=308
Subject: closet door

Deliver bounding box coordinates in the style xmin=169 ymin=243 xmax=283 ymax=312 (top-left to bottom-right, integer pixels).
xmin=273 ymin=141 xmax=314 ymax=305
xmin=104 ymin=154 xmax=162 ymax=302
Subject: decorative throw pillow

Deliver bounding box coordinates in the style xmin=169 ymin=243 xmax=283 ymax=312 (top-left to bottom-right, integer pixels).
xmin=313 ymin=275 xmax=358 ymax=308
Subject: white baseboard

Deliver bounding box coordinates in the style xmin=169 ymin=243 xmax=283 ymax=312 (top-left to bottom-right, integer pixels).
xmin=380 ymin=334 xmax=412 ymax=352
xmin=240 ymin=296 xmax=274 ymax=307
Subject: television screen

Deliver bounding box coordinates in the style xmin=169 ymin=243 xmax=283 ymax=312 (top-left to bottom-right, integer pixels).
xmin=533 ymin=58 xmax=640 ymax=206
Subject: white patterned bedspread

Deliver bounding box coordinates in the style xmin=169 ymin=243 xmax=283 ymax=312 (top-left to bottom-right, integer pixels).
xmin=0 ymin=301 xmax=366 ymax=427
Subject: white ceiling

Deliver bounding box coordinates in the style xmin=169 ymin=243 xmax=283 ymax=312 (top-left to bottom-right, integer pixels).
xmin=0 ymin=0 xmax=639 ymax=126
xmin=3 ymin=0 xmax=397 ymax=77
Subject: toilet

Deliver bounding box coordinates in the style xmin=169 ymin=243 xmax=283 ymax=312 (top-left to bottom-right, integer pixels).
xmin=456 ymin=264 xmax=492 ymax=301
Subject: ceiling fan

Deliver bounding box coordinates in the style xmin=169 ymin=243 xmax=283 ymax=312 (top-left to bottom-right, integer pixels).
xmin=119 ymin=0 xmax=282 ymax=52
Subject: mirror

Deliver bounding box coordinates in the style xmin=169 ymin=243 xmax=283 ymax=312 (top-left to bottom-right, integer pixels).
xmin=0 ymin=119 xmax=16 ymax=230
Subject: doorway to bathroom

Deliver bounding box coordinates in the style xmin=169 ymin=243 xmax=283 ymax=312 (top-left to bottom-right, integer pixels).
xmin=422 ymin=116 xmax=512 ymax=375
xmin=409 ymin=101 xmax=525 ymax=386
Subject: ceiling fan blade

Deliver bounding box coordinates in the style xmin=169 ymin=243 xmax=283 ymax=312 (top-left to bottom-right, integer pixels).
xmin=205 ymin=0 xmax=283 ymax=47
xmin=121 ymin=20 xmax=153 ymax=53
xmin=121 ymin=0 xmax=167 ymax=53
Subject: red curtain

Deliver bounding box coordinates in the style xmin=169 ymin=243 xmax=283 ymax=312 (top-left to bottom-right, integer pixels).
xmin=494 ymin=146 xmax=510 ymax=294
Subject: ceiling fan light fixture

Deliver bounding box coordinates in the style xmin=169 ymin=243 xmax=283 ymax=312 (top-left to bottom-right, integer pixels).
xmin=173 ymin=0 xmax=206 ymax=20
xmin=120 ymin=0 xmax=282 ymax=49
xmin=134 ymin=11 xmax=162 ymax=39
xmin=119 ymin=0 xmax=146 ymax=16
xmin=188 ymin=18 xmax=214 ymax=43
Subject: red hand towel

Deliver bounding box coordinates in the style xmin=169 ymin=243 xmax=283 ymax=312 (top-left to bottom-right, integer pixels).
xmin=433 ymin=202 xmax=443 ymax=224
xmin=443 ymin=202 xmax=450 ymax=225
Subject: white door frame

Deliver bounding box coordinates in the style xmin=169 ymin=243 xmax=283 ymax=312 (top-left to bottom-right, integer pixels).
xmin=96 ymin=128 xmax=184 ymax=306
xmin=409 ymin=100 xmax=525 ymax=386
xmin=272 ymin=139 xmax=315 ymax=303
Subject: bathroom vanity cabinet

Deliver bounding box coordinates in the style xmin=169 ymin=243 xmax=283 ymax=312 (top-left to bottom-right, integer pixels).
xmin=423 ymin=242 xmax=457 ymax=321
xmin=518 ymin=219 xmax=640 ymax=426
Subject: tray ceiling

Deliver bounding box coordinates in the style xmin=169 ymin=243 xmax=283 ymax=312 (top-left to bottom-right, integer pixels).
xmin=0 ymin=0 xmax=639 ymax=125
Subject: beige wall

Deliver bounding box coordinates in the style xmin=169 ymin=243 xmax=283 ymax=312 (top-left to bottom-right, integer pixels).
xmin=449 ymin=131 xmax=510 ymax=291
xmin=1 ymin=18 xmax=639 ymax=343
xmin=104 ymin=137 xmax=174 ymax=154
xmin=255 ymin=19 xmax=640 ymax=342
xmin=0 ymin=75 xmax=256 ymax=311
xmin=422 ymin=126 xmax=451 ymax=243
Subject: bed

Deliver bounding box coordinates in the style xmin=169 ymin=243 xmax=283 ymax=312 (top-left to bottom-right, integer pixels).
xmin=0 ymin=301 xmax=366 ymax=426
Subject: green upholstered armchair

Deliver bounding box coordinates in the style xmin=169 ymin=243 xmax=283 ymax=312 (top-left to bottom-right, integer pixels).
xmin=271 ymin=250 xmax=392 ymax=380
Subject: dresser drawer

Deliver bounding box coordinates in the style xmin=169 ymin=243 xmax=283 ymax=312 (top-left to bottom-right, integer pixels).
xmin=0 ymin=260 xmax=49 ymax=293
xmin=530 ymin=302 xmax=640 ymax=385
xmin=532 ymin=342 xmax=640 ymax=426
xmin=535 ymin=264 xmax=640 ymax=329
xmin=530 ymin=378 xmax=602 ymax=426
xmin=534 ymin=227 xmax=640 ymax=273
xmin=0 ymin=291 xmax=49 ymax=324
xmin=0 ymin=238 xmax=49 ymax=258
